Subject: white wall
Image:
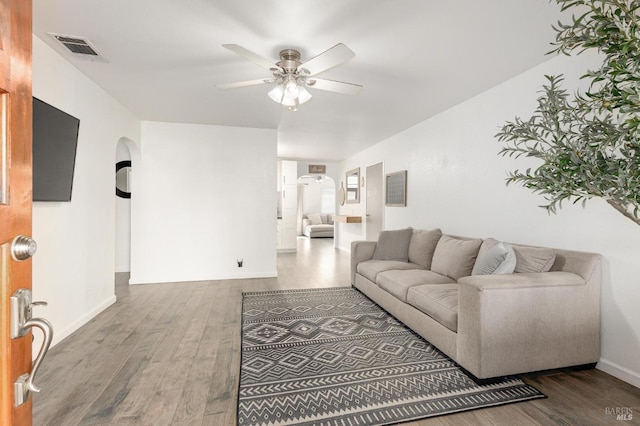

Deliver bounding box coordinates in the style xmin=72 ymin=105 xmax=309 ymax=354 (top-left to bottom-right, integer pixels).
xmin=129 ymin=121 xmax=277 ymax=284
xmin=32 ymin=36 xmax=141 ymax=347
xmin=337 ymin=51 xmax=640 ymax=388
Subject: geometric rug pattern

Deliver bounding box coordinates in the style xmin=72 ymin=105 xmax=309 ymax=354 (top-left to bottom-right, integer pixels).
xmin=238 ymin=287 xmax=545 ymax=425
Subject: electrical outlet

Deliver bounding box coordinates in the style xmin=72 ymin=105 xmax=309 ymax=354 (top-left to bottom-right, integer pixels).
xmin=237 ymin=259 xmax=243 ymax=268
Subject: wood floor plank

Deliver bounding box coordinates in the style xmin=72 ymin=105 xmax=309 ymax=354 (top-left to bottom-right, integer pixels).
xmin=203 ymin=326 xmax=238 ymax=419
xmin=122 ymin=388 xmax=182 ymax=426
xmin=79 ymin=329 xmax=164 ymax=424
xmin=33 ymin=238 xmax=640 ymax=425
xmin=170 ymin=380 xmax=210 ymax=423
xmin=109 ymin=361 xmax=167 ymax=424
xmin=34 ymin=343 xmax=137 ymax=425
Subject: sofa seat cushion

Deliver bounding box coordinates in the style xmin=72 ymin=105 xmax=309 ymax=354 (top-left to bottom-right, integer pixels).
xmin=305 ymin=228 xmax=334 ymax=238
xmin=377 ymin=269 xmax=455 ymax=302
xmin=304 ymin=224 xmax=333 ymax=232
xmin=407 ymin=284 xmax=459 ymax=332
xmin=356 ymin=260 xmax=421 ymax=283
xmin=304 ymin=224 xmax=334 ymax=238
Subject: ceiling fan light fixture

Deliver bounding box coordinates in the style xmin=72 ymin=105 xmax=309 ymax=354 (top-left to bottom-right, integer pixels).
xmin=297 ymin=85 xmax=312 ymax=104
xmin=280 ymin=92 xmax=297 ymax=107
xmin=268 ymin=85 xmax=285 ymax=103
xmin=284 ymin=78 xmax=299 ymax=98
xmin=220 ymin=43 xmax=362 ymax=111
xmin=268 ymin=77 xmax=310 ymax=110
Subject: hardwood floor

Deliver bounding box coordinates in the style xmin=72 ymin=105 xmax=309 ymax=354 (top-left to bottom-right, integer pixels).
xmin=34 ymin=238 xmax=640 ymax=425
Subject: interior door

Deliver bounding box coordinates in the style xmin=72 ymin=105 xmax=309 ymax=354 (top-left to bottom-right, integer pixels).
xmin=365 ymin=163 xmax=384 ymax=241
xmin=1 ymin=1 xmax=35 ymax=424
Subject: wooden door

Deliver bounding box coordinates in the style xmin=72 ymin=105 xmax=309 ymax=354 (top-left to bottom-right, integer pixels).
xmin=0 ymin=0 xmax=34 ymax=425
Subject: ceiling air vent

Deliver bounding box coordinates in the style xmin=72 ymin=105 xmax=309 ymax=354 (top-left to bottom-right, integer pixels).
xmin=47 ymin=33 xmax=107 ymax=62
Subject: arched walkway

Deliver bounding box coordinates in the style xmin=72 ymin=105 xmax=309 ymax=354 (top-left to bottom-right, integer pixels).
xmin=115 ymin=137 xmax=139 ymax=280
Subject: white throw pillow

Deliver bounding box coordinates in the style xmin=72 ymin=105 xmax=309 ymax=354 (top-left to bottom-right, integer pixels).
xmin=307 ymin=213 xmax=322 ymax=225
xmin=472 ymin=242 xmax=516 ymax=275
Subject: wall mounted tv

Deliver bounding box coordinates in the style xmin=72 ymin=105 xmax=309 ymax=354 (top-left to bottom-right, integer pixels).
xmin=32 ymin=97 xmax=80 ymax=202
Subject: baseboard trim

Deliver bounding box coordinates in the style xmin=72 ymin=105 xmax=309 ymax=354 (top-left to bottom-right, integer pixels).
xmin=597 ymin=358 xmax=640 ymax=389
xmin=50 ymin=295 xmax=117 ymax=348
xmin=129 ymin=271 xmax=278 ymax=285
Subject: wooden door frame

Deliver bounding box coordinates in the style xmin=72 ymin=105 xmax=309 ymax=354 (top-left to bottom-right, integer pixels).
xmin=0 ymin=0 xmax=34 ymax=424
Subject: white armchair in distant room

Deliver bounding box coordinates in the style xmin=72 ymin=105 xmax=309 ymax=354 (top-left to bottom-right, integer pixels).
xmin=302 ymin=213 xmax=334 ymax=238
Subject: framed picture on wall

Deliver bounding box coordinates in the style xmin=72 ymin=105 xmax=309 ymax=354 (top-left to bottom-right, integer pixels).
xmin=385 ymin=170 xmax=407 ymax=207
xmin=309 ymin=164 xmax=326 ymax=174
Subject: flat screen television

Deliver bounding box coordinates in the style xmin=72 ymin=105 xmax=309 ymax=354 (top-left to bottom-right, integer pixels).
xmin=32 ymin=97 xmax=80 ymax=202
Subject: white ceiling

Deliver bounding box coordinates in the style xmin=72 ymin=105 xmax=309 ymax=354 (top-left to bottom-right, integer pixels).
xmin=32 ymin=1 xmax=567 ymax=162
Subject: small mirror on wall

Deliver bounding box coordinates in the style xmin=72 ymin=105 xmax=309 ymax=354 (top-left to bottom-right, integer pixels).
xmin=346 ymin=167 xmax=360 ymax=203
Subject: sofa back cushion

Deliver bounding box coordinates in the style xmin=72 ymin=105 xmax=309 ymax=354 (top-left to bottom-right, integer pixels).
xmin=513 ymin=245 xmax=556 ymax=273
xmin=373 ymin=227 xmax=413 ymax=261
xmin=431 ymin=235 xmax=483 ymax=280
xmin=408 ymin=228 xmax=442 ymax=269
xmin=306 ymin=213 xmax=322 ymax=225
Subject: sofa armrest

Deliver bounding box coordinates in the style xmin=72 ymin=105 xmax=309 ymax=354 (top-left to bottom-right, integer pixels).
xmin=456 ymin=271 xmax=600 ymax=378
xmin=350 ymin=240 xmax=377 ymax=284
xmin=458 ymin=271 xmax=585 ymax=290
xmin=302 ymin=218 xmax=311 ymax=229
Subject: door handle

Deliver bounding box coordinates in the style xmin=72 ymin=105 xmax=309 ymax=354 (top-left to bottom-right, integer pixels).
xmin=10 ymin=288 xmax=54 ymax=406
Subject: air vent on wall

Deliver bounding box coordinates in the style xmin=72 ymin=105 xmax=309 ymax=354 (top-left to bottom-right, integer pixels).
xmin=47 ymin=33 xmax=107 ymax=62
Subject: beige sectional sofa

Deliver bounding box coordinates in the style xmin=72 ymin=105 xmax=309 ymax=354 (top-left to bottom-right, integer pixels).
xmin=351 ymin=227 xmax=602 ymax=380
xmin=302 ymin=213 xmax=334 ymax=238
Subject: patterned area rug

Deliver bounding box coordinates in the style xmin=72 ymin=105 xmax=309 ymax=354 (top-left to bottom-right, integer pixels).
xmin=238 ymin=287 xmax=545 ymax=425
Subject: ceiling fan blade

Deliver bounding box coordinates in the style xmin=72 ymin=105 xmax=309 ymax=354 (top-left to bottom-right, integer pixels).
xmin=306 ymin=78 xmax=362 ymax=95
xmin=302 ymin=43 xmax=355 ymax=76
xmin=222 ymin=44 xmax=275 ymax=70
xmin=216 ymin=78 xmax=273 ymax=90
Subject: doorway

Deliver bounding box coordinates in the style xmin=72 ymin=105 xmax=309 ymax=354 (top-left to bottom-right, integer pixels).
xmin=366 ymin=163 xmax=384 ymax=241
xmin=296 ymin=175 xmax=336 ymax=237
xmin=115 ymin=137 xmax=138 ymax=283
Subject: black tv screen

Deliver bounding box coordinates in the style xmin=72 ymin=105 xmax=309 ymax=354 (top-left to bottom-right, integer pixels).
xmin=32 ymin=98 xmax=80 ymax=202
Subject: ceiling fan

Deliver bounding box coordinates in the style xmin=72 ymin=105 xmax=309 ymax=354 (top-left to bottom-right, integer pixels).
xmin=217 ymin=43 xmax=363 ymax=111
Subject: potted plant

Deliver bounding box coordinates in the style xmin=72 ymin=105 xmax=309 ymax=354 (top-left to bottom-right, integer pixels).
xmin=496 ymin=0 xmax=640 ymax=225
